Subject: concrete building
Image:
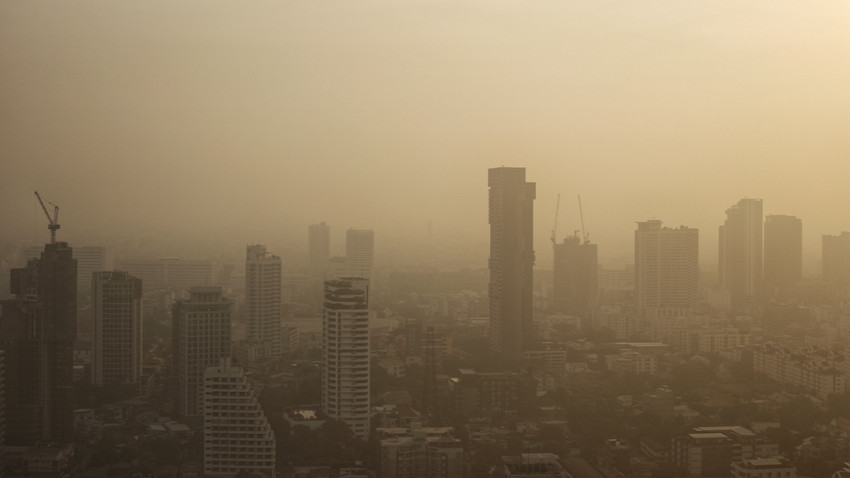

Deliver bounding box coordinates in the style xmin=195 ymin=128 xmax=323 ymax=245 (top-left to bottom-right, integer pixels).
xmin=117 ymin=257 xmax=213 ymax=291
xmin=552 ymin=236 xmax=598 ymax=313
xmin=1 ymin=242 xmax=76 ymax=446
xmin=346 ymin=229 xmax=375 ymax=280
xmin=378 ymin=424 xmax=463 ymax=478
xmin=720 ymin=198 xmax=763 ymax=307
xmin=502 ymin=454 xmax=566 ymax=478
xmin=731 ymin=457 xmax=796 ymax=478
xmin=322 ymin=278 xmax=370 ymax=439
xmin=203 ymin=357 xmax=275 ymax=478
xmin=823 ymin=232 xmax=850 ymax=284
xmin=0 ymin=349 xmax=5 ymax=478
xmin=634 ymin=220 xmax=699 ymax=314
xmin=763 ymin=215 xmax=802 ymax=298
xmin=753 ymin=342 xmax=845 ymax=399
xmin=172 ymin=287 xmax=232 ymax=417
xmin=488 ymin=167 xmax=536 ymax=357
xmin=673 ymin=426 xmax=779 ymax=477
xmin=245 ymin=245 xmax=282 ymax=361
xmin=91 ymin=271 xmax=143 ymax=386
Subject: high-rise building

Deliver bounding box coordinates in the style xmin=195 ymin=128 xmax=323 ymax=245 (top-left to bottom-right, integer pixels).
xmin=719 ymin=198 xmax=763 ymax=307
xmin=172 ymin=287 xmax=232 ymax=417
xmin=763 ymin=215 xmax=802 ymax=297
xmin=0 ymin=349 xmax=5 ymax=478
xmin=203 ymin=357 xmax=276 ymax=478
xmin=823 ymin=232 xmax=850 ymax=284
xmin=322 ymin=278 xmax=370 ymax=439
xmin=345 ymin=229 xmax=374 ymax=279
xmin=245 ymin=245 xmax=281 ymax=360
xmin=488 ymin=167 xmax=535 ymax=357
xmin=308 ymin=222 xmax=331 ymax=267
xmin=552 ymin=236 xmax=598 ymax=313
xmin=0 ymin=242 xmax=76 ymax=445
xmin=91 ymin=271 xmax=143 ymax=386
xmin=634 ymin=220 xmax=699 ymax=312
xmin=75 ymin=246 xmax=109 ymax=296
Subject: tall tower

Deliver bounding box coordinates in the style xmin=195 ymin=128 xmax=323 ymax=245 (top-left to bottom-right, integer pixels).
xmin=204 ymin=357 xmax=276 ymax=478
xmin=763 ymin=215 xmax=802 ymax=297
xmin=553 ymin=236 xmax=598 ymax=313
xmin=322 ymin=278 xmax=370 ymax=439
xmin=719 ymin=198 xmax=763 ymax=307
xmin=245 ymin=245 xmax=282 ymax=360
xmin=75 ymin=246 xmax=109 ymax=298
xmin=634 ymin=220 xmax=699 ymax=312
xmin=345 ymin=229 xmax=375 ymax=280
xmin=0 ymin=242 xmax=76 ymax=445
xmin=172 ymin=287 xmax=232 ymax=417
xmin=308 ymin=222 xmax=331 ymax=268
xmin=823 ymin=232 xmax=850 ymax=284
xmin=488 ymin=167 xmax=535 ymax=357
xmin=91 ymin=271 xmax=143 ymax=386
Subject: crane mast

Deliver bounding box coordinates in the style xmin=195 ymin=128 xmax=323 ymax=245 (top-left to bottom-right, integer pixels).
xmin=578 ymin=195 xmax=589 ymax=244
xmin=550 ymin=194 xmax=560 ymax=246
xmin=34 ymin=191 xmax=60 ymax=244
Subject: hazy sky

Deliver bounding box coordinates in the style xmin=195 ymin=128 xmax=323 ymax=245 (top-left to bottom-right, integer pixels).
xmin=2 ymin=1 xmax=849 ymax=268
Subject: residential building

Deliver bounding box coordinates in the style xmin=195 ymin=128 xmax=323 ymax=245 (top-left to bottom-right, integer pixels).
xmin=502 ymin=454 xmax=566 ymax=478
xmin=673 ymin=426 xmax=779 ymax=477
xmin=731 ymin=457 xmax=796 ymax=478
xmin=634 ymin=220 xmax=699 ymax=313
xmin=172 ymin=287 xmax=232 ymax=417
xmin=720 ymin=198 xmax=763 ymax=307
xmin=245 ymin=245 xmax=282 ymax=360
xmin=378 ymin=424 xmax=463 ymax=478
xmin=823 ymin=232 xmax=850 ymax=284
xmin=203 ymin=357 xmax=275 ymax=478
xmin=322 ymin=278 xmax=370 ymax=439
xmin=488 ymin=167 xmax=536 ymax=357
xmin=552 ymin=235 xmax=598 ymax=313
xmin=91 ymin=271 xmax=143 ymax=386
xmin=763 ymin=215 xmax=802 ymax=297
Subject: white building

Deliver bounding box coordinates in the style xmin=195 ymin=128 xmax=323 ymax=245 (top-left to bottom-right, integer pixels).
xmin=203 ymin=358 xmax=275 ymax=478
xmin=322 ymin=278 xmax=370 ymax=439
xmin=634 ymin=220 xmax=699 ymax=314
xmin=91 ymin=271 xmax=143 ymax=386
xmin=173 ymin=287 xmax=232 ymax=417
xmin=245 ymin=245 xmax=282 ymax=361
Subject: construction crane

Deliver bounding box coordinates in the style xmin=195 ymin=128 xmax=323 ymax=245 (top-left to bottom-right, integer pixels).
xmin=34 ymin=191 xmax=60 ymax=244
xmin=550 ymin=194 xmax=560 ymax=246
xmin=578 ymin=195 xmax=589 ymax=244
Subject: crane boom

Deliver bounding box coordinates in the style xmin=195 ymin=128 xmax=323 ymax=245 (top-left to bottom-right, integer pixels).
xmin=34 ymin=191 xmax=60 ymax=244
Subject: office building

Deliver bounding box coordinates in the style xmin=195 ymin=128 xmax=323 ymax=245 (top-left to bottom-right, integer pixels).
xmin=309 ymin=222 xmax=331 ymax=268
xmin=488 ymin=167 xmax=536 ymax=357
xmin=823 ymin=232 xmax=850 ymax=284
xmin=634 ymin=220 xmax=699 ymax=313
xmin=552 ymin=236 xmax=598 ymax=312
xmin=245 ymin=245 xmax=282 ymax=360
xmin=322 ymin=278 xmax=370 ymax=439
xmin=0 ymin=242 xmax=76 ymax=445
xmin=118 ymin=257 xmax=213 ymax=291
xmin=75 ymin=246 xmax=109 ymax=296
xmin=203 ymin=357 xmax=275 ymax=478
xmin=91 ymin=271 xmax=143 ymax=386
xmin=719 ymin=198 xmax=763 ymax=307
xmin=345 ymin=229 xmax=374 ymax=280
xmin=763 ymin=215 xmax=802 ymax=297
xmin=172 ymin=287 xmax=232 ymax=417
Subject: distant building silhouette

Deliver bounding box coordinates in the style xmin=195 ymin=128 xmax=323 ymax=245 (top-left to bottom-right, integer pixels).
xmin=322 ymin=278 xmax=370 ymax=439
xmin=204 ymin=357 xmax=275 ymax=478
xmin=74 ymin=246 xmax=109 ymax=297
xmin=552 ymin=236 xmax=598 ymax=313
xmin=172 ymin=287 xmax=232 ymax=417
xmin=245 ymin=245 xmax=282 ymax=361
xmin=346 ymin=228 xmax=375 ymax=280
xmin=823 ymin=232 xmax=850 ymax=284
xmin=763 ymin=215 xmax=802 ymax=297
xmin=0 ymin=242 xmax=76 ymax=445
xmin=308 ymin=222 xmax=331 ymax=268
xmin=635 ymin=220 xmax=699 ymax=312
xmin=488 ymin=167 xmax=535 ymax=357
xmin=91 ymin=271 xmax=143 ymax=386
xmin=720 ymin=198 xmax=763 ymax=307
xmin=118 ymin=257 xmax=213 ymax=291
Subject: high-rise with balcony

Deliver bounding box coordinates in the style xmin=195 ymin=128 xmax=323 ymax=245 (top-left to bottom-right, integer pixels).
xmin=173 ymin=287 xmax=232 ymax=417
xmin=203 ymin=357 xmax=275 ymax=478
xmin=245 ymin=245 xmax=281 ymax=360
xmin=322 ymin=278 xmax=370 ymax=439
xmin=763 ymin=215 xmax=802 ymax=297
xmin=634 ymin=220 xmax=699 ymax=313
xmin=720 ymin=199 xmax=763 ymax=307
xmin=91 ymin=271 xmax=143 ymax=386
xmin=488 ymin=167 xmax=535 ymax=357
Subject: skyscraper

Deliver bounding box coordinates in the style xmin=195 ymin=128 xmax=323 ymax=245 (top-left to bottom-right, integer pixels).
xmin=552 ymin=236 xmax=598 ymax=313
xmin=345 ymin=229 xmax=374 ymax=280
xmin=719 ymin=198 xmax=763 ymax=307
xmin=308 ymin=222 xmax=331 ymax=268
xmin=0 ymin=242 xmax=76 ymax=445
xmin=634 ymin=220 xmax=699 ymax=312
xmin=172 ymin=287 xmax=232 ymax=417
xmin=75 ymin=246 xmax=109 ymax=297
xmin=322 ymin=278 xmax=370 ymax=439
xmin=91 ymin=271 xmax=143 ymax=386
xmin=204 ymin=357 xmax=276 ymax=478
xmin=763 ymin=215 xmax=802 ymax=297
xmin=823 ymin=232 xmax=850 ymax=284
xmin=488 ymin=167 xmax=535 ymax=357
xmin=245 ymin=245 xmax=282 ymax=360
